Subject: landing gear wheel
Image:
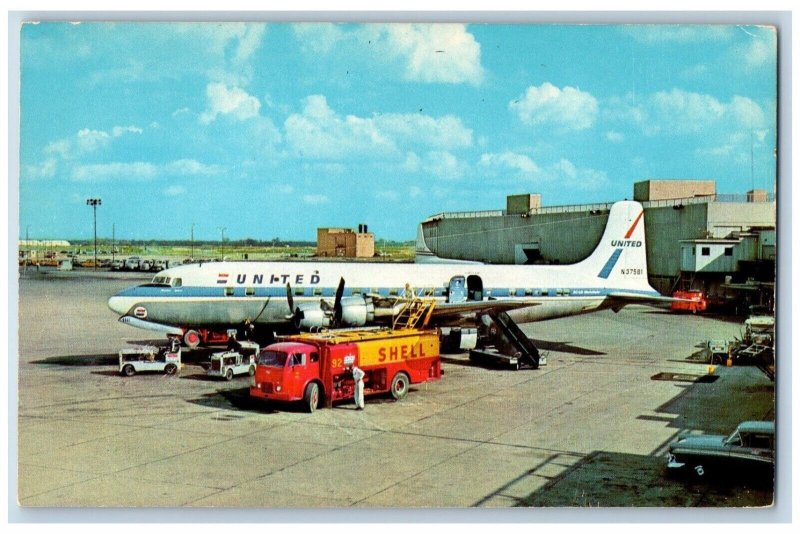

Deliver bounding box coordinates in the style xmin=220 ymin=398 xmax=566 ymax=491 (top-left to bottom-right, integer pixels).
xmin=390 ymin=372 xmax=410 ymax=400
xmin=165 ymin=363 xmax=177 ymax=375
xmin=225 ymin=368 xmax=234 ymax=381
xmin=184 ymin=329 xmax=201 ymax=349
xmin=303 ymin=382 xmax=320 ymax=413
xmin=122 ymin=364 xmax=135 ymax=377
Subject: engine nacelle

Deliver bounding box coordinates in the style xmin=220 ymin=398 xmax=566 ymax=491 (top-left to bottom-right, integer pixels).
xmin=294 ymin=303 xmax=331 ymax=330
xmin=337 ymin=296 xmax=375 ymax=327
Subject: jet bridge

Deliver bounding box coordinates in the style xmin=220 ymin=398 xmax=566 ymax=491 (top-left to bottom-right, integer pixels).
xmin=469 ymin=311 xmax=540 ymax=370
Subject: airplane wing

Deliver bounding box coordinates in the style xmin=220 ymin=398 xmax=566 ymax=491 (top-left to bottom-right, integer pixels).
xmin=429 ymin=299 xmax=538 ymax=319
xmin=606 ymin=291 xmax=686 ymax=311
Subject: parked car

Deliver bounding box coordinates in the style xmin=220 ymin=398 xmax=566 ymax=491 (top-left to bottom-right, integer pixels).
xmin=110 ymin=259 xmax=124 ymax=271
xmin=666 ymin=421 xmax=774 ymax=478
xmin=123 ymin=256 xmax=141 ymax=270
xmin=139 ymin=259 xmax=153 ymax=271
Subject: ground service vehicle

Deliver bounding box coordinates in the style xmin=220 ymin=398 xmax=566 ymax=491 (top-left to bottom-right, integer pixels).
xmin=119 ymin=344 xmax=181 ymax=376
xmin=250 ymin=329 xmax=441 ymax=412
xmin=208 ymin=341 xmax=259 ymax=380
xmin=705 ymin=340 xmax=730 ymax=364
xmin=671 ymin=290 xmax=707 ymax=313
xmin=666 ymin=421 xmax=774 ymax=479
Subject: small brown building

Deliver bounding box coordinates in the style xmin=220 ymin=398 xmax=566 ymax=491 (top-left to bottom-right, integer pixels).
xmin=316 ymin=226 xmax=375 ymax=258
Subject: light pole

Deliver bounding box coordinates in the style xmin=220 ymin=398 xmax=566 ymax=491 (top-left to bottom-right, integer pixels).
xmin=191 ymin=223 xmax=196 ymax=261
xmin=86 ymin=198 xmax=101 ymax=270
xmin=218 ymin=226 xmax=226 ymax=260
xmin=112 ymin=222 xmax=116 ymax=265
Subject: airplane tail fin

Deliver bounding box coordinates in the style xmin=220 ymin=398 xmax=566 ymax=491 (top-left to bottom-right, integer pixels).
xmin=575 ymin=201 xmax=656 ymax=291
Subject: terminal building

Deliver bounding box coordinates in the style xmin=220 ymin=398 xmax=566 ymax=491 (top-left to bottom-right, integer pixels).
xmin=417 ymin=180 xmax=775 ymax=308
xmin=316 ymin=225 xmax=375 ymax=258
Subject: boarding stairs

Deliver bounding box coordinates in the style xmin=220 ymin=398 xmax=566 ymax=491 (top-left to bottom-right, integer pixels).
xmin=469 ymin=311 xmax=540 ymax=370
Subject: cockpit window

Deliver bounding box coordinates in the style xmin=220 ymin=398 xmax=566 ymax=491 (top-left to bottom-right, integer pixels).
xmin=173 ymin=278 xmax=182 ymax=287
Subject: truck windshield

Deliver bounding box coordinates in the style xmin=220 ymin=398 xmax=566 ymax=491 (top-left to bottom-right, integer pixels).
xmin=258 ymin=350 xmax=288 ymax=367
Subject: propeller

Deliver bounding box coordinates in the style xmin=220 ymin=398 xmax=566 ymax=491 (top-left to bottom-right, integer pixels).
xmin=285 ymin=282 xmax=295 ymax=320
xmin=333 ymin=277 xmax=345 ymax=326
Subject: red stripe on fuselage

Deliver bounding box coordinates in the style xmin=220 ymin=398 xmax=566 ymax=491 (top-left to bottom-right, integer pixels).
xmin=624 ymin=211 xmax=644 ymax=239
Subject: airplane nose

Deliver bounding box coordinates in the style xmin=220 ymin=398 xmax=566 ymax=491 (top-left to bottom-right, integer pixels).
xmin=108 ymin=295 xmax=130 ymax=315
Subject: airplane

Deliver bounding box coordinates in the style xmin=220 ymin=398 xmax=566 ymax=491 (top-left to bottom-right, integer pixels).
xmin=108 ymin=200 xmax=674 ymax=351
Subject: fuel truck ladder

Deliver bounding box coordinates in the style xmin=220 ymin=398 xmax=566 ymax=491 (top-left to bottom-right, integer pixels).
xmin=469 ymin=311 xmax=540 ymax=370
xmin=392 ymin=290 xmax=436 ymax=330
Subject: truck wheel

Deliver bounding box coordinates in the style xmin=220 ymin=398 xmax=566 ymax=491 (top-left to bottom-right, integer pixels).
xmin=249 ymin=365 xmax=256 ymax=376
xmin=165 ymin=363 xmax=178 ymax=375
xmin=303 ymin=382 xmax=320 ymax=413
xmin=184 ymin=329 xmax=201 ymax=349
xmin=122 ymin=364 xmax=135 ymax=377
xmin=390 ymin=372 xmax=410 ymax=400
xmin=225 ymin=368 xmax=234 ymax=381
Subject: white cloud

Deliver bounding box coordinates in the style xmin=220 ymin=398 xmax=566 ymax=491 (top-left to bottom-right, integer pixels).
xmin=111 ymin=125 xmax=143 ymax=137
xmin=742 ymin=36 xmax=775 ymax=67
xmin=424 ymin=151 xmax=467 ymax=181
xmin=165 ymin=159 xmax=222 ymax=175
xmin=165 ymin=185 xmax=187 ymax=196
xmin=44 ymin=139 xmax=71 ymax=158
xmin=479 ymin=151 xmax=540 ymax=175
xmin=292 ymin=23 xmax=345 ymax=55
xmin=623 ymin=25 xmax=733 ymax=44
xmin=24 ymin=158 xmax=57 ymax=180
xmin=172 ymin=107 xmax=191 ymax=118
xmin=76 ymin=128 xmax=111 ymax=152
xmin=293 ymin=23 xmax=484 ymax=85
xmin=302 ymin=194 xmax=329 ymax=205
xmin=479 ymin=151 xmax=608 ymax=190
xmin=47 ymin=124 xmax=145 ymax=159
xmin=401 ymin=151 xmax=467 ymax=181
xmin=285 ymin=95 xmax=472 ymax=160
xmin=200 ymin=82 xmax=261 ymax=124
xmin=605 ymin=130 xmax=624 ymax=143
xmin=70 ymin=159 xmax=222 ymax=182
xmin=374 ymin=113 xmax=472 ymax=149
xmin=71 ymin=161 xmax=158 ymax=182
xmin=402 ymin=152 xmax=421 ymax=172
xmin=510 ymin=82 xmax=598 ymax=132
xmin=610 ymin=89 xmax=769 ymax=140
xmin=385 ymin=24 xmax=484 ymax=85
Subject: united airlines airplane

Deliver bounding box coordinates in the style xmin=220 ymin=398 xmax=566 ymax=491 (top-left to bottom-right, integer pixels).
xmin=108 ymin=200 xmax=671 ymax=348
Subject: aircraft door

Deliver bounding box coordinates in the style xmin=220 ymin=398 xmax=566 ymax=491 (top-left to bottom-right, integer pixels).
xmin=447 ymin=276 xmax=467 ymax=304
xmin=467 ymin=275 xmax=483 ymax=301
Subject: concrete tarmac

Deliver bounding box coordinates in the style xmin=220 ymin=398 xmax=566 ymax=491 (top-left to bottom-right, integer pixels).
xmin=15 ymin=270 xmax=775 ymax=512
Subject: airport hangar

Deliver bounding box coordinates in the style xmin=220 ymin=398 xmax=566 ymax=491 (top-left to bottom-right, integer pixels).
xmin=416 ymin=179 xmax=776 ymax=306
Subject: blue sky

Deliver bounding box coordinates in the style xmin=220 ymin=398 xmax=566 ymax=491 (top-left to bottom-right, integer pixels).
xmin=19 ymin=22 xmax=777 ymax=241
